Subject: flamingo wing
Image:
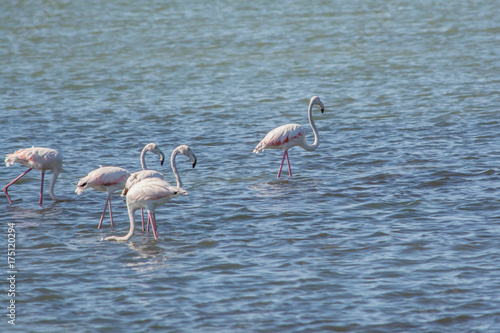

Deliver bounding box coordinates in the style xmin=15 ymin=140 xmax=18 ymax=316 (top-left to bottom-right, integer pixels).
xmin=253 ymin=124 xmax=305 ymax=153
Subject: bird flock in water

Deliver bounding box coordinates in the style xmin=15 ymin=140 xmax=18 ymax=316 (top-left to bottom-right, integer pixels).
xmin=3 ymin=96 xmax=325 ymax=242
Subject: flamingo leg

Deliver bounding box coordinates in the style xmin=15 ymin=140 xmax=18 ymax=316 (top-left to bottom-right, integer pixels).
xmin=3 ymin=168 xmax=33 ymax=205
xmin=151 ymin=213 xmax=159 ymax=240
xmin=148 ymin=213 xmax=155 ymax=233
xmin=277 ymin=151 xmax=287 ymax=178
xmin=108 ymin=197 xmax=114 ymax=226
xmin=285 ymin=151 xmax=292 ymax=177
xmin=98 ymin=195 xmax=110 ymax=229
xmin=39 ymin=171 xmax=45 ymax=205
xmin=141 ymin=208 xmax=145 ymax=231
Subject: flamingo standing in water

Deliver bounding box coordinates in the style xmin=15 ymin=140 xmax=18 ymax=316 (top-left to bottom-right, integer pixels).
xmin=75 ymin=166 xmax=130 ymax=229
xmin=105 ymin=177 xmax=187 ymax=241
xmin=122 ymin=143 xmax=165 ymax=230
xmin=253 ymin=96 xmax=325 ymax=178
xmin=121 ymin=144 xmax=197 ymax=232
xmin=4 ymin=147 xmax=63 ymax=205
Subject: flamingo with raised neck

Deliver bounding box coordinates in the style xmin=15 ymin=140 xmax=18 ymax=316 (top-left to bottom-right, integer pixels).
xmin=253 ymin=96 xmax=325 ymax=178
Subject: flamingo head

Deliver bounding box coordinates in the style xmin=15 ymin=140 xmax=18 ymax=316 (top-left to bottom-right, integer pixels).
xmin=144 ymin=143 xmax=165 ymax=166
xmin=311 ymin=96 xmax=325 ymax=113
xmin=175 ymin=145 xmax=197 ymax=168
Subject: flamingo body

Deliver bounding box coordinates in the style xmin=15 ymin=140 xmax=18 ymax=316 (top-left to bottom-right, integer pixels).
xmin=76 ymin=166 xmax=130 ymax=228
xmin=4 ymin=147 xmax=62 ymax=205
xmin=123 ymin=169 xmax=164 ymax=196
xmin=253 ymin=96 xmax=325 ymax=178
xmin=128 ymin=177 xmax=186 ymax=204
xmin=5 ymin=147 xmax=62 ymax=171
xmin=76 ymin=166 xmax=130 ymax=194
xmin=253 ymin=123 xmax=305 ymax=152
xmin=105 ymin=177 xmax=187 ymax=241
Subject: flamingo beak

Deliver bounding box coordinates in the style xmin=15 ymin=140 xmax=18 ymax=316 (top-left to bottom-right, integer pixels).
xmin=159 ymin=152 xmax=165 ymax=166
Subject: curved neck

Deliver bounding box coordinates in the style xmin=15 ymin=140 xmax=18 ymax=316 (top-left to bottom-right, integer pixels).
xmin=123 ymin=206 xmax=136 ymax=241
xmin=105 ymin=206 xmax=136 ymax=241
xmin=48 ymin=169 xmax=60 ymax=200
xmin=171 ymin=149 xmax=182 ymax=188
xmin=302 ymin=100 xmax=320 ymax=151
xmin=140 ymin=148 xmax=148 ymax=170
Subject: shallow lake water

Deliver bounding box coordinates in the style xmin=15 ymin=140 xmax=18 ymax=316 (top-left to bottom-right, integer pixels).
xmin=1 ymin=0 xmax=500 ymax=332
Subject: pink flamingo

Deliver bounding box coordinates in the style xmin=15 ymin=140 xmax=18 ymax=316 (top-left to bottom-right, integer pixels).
xmin=122 ymin=144 xmax=197 ymax=232
xmin=122 ymin=143 xmax=165 ymax=230
xmin=253 ymin=96 xmax=325 ymax=178
xmin=75 ymin=166 xmax=130 ymax=229
xmin=105 ymin=177 xmax=187 ymax=241
xmin=4 ymin=147 xmax=63 ymax=205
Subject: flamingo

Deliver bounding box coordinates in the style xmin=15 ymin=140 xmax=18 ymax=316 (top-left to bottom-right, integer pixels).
xmin=121 ymin=144 xmax=197 ymax=232
xmin=253 ymin=96 xmax=325 ymax=178
xmin=105 ymin=177 xmax=187 ymax=241
xmin=4 ymin=147 xmax=63 ymax=205
xmin=122 ymin=143 xmax=165 ymax=230
xmin=75 ymin=166 xmax=130 ymax=229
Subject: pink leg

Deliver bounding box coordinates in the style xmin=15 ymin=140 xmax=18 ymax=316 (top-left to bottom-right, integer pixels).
xmin=39 ymin=171 xmax=45 ymax=205
xmin=108 ymin=198 xmax=114 ymax=226
xmin=148 ymin=213 xmax=155 ymax=233
xmin=141 ymin=208 xmax=145 ymax=231
xmin=285 ymin=151 xmax=292 ymax=177
xmin=151 ymin=213 xmax=159 ymax=240
xmin=3 ymin=168 xmax=33 ymax=205
xmin=97 ymin=195 xmax=110 ymax=229
xmin=277 ymin=151 xmax=287 ymax=178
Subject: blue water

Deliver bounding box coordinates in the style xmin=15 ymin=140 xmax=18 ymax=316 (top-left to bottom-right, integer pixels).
xmin=1 ymin=0 xmax=500 ymax=332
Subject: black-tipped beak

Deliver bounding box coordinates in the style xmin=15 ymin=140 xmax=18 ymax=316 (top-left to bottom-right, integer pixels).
xmin=321 ymin=108 xmax=325 ymax=113
xmin=192 ymin=159 xmax=197 ymax=168
xmin=160 ymin=153 xmax=165 ymax=166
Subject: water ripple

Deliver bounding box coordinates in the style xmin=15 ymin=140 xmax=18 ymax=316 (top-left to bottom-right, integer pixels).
xmin=1 ymin=0 xmax=500 ymax=332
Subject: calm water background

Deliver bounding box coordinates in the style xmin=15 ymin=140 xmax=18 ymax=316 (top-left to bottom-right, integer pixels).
xmin=1 ymin=0 xmax=500 ymax=332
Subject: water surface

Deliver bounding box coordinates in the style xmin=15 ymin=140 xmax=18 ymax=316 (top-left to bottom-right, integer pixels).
xmin=1 ymin=0 xmax=500 ymax=332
